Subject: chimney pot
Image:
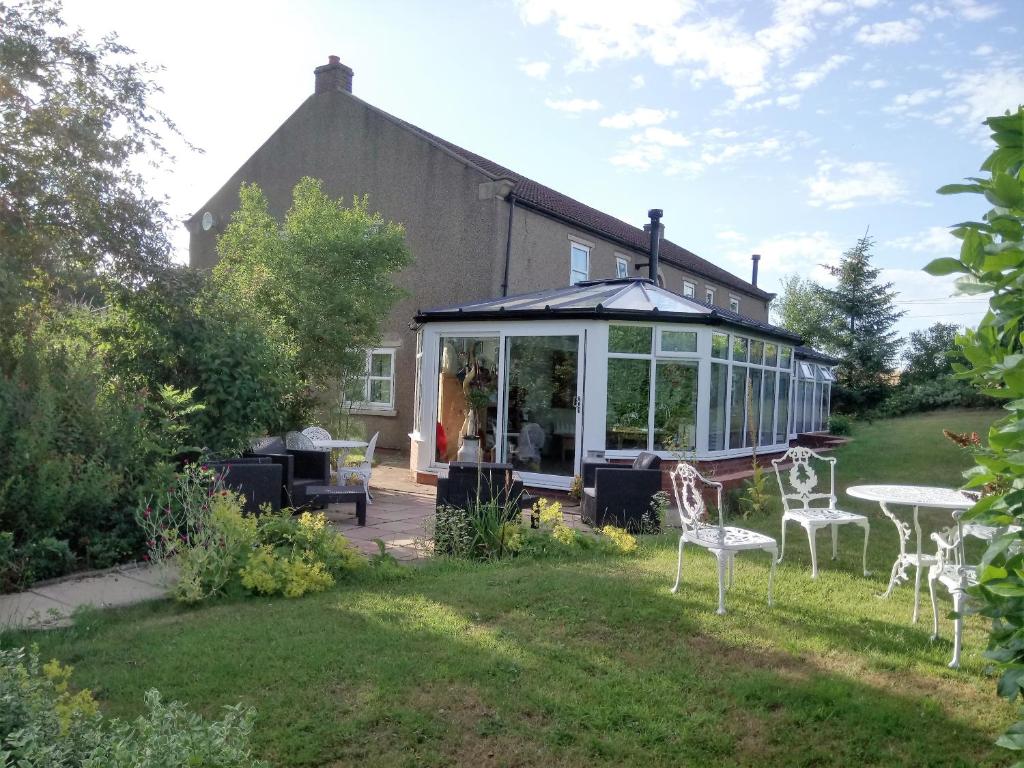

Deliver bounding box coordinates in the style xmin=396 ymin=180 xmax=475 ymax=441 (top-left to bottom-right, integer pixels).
xmin=751 ymin=253 xmax=761 ymax=287
xmin=314 ymin=55 xmax=353 ymax=94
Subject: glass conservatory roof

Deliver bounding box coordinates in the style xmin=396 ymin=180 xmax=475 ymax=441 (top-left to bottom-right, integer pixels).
xmin=416 ymin=278 xmax=803 ymax=343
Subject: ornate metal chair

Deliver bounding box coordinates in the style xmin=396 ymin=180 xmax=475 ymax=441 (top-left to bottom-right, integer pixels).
xmin=771 ymin=446 xmax=870 ymax=579
xmin=285 ymin=430 xmax=317 ymax=450
xmin=669 ymin=462 xmax=778 ymax=615
xmin=301 ymin=426 xmax=332 ymax=450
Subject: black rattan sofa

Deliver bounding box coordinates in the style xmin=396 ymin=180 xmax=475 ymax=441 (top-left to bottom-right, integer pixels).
xmin=581 ymin=452 xmax=663 ymax=531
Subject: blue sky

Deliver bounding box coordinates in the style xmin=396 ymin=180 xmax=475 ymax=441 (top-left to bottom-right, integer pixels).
xmin=61 ymin=0 xmax=1024 ymax=338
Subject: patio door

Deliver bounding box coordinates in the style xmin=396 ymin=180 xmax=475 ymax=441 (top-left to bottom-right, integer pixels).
xmin=500 ymin=333 xmax=583 ymax=485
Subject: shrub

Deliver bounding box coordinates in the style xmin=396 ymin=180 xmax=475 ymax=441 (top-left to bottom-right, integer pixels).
xmin=432 ymin=494 xmax=523 ymax=562
xmin=0 ymin=646 xmax=267 ymax=767
xmin=599 ymin=525 xmax=638 ymax=553
xmin=871 ymin=375 xmax=992 ymax=418
xmin=738 ymin=461 xmax=773 ymax=519
xmin=827 ymin=413 xmax=853 ymax=435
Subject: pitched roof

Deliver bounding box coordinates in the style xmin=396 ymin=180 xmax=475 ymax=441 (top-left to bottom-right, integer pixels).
xmin=416 ymin=278 xmax=800 ymax=342
xmin=370 ymin=101 xmax=774 ymax=302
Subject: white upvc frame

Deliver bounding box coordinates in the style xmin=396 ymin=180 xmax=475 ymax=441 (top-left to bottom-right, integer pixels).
xmin=682 ymin=280 xmax=696 ymax=299
xmin=729 ymin=294 xmax=741 ymax=313
xmin=615 ymin=254 xmax=630 ymax=278
xmin=706 ymin=286 xmax=716 ymax=305
xmin=345 ymin=347 xmax=397 ymax=411
xmin=570 ymin=241 xmax=590 ymax=285
xmin=413 ymin=319 xmax=799 ymax=486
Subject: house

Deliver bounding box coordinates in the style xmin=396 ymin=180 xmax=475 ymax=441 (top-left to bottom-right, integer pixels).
xmin=188 ymin=56 xmax=830 ymax=486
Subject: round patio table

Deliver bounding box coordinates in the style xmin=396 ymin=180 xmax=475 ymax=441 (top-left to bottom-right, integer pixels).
xmin=311 ymin=438 xmax=369 ymax=478
xmin=846 ymin=485 xmax=976 ymax=623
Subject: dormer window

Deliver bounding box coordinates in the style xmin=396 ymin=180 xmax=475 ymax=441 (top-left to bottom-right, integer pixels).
xmin=729 ymin=295 xmax=740 ymax=313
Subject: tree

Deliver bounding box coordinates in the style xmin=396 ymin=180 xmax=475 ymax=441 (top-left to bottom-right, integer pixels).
xmin=211 ymin=178 xmax=412 ymax=398
xmin=901 ymin=322 xmax=964 ymax=386
xmin=819 ymin=236 xmax=905 ymax=411
xmin=0 ymin=0 xmax=180 ymax=365
xmin=771 ymin=274 xmax=830 ymax=349
xmin=923 ymin=106 xmax=1024 ymax=760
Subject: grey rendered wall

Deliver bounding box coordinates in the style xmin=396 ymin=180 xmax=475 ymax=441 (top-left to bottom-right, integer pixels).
xmin=187 ymin=91 xmax=508 ymax=449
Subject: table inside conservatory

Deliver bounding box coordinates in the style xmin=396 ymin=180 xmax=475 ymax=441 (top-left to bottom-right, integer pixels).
xmin=846 ymin=484 xmax=976 ymax=623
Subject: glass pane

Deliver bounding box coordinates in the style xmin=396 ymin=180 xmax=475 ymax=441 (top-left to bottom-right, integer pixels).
xmin=759 ymin=372 xmax=775 ymax=446
xmin=799 ymin=361 xmax=815 ymax=379
xmin=709 ymin=362 xmax=728 ymax=451
xmin=780 ymin=346 xmax=793 ymax=369
xmin=683 ymin=282 xmax=695 ymax=298
xmin=732 ymin=336 xmax=748 ymax=363
xmin=764 ymin=343 xmax=778 ymax=367
xmin=616 ymin=258 xmax=628 ymax=278
xmin=711 ymin=333 xmax=729 ymax=359
xmin=370 ymin=352 xmax=391 ymax=377
xmin=571 ymin=245 xmax=588 ymax=273
xmin=503 ymin=335 xmax=580 ymax=476
xmin=608 ymin=325 xmax=652 ymax=354
xmin=749 ymin=340 xmax=764 ymax=366
xmin=660 ymin=330 xmax=697 ymax=353
xmin=653 ymin=361 xmax=698 ymax=452
xmin=820 ymin=383 xmax=829 ymax=428
xmin=606 ymin=358 xmax=650 ymax=451
xmin=802 ymin=380 xmax=813 ymax=432
xmin=776 ymin=373 xmax=790 ymax=443
xmin=748 ymin=368 xmax=763 ymax=446
xmin=369 ymin=380 xmax=391 ymax=405
xmin=435 ymin=337 xmax=499 ymax=463
xmin=729 ymin=367 xmax=748 ymax=449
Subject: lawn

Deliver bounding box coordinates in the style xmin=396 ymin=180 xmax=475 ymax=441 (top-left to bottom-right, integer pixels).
xmin=2 ymin=408 xmax=1012 ymax=767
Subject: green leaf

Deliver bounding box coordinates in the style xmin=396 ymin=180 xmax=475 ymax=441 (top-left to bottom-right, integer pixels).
xmin=923 ymin=257 xmax=967 ymax=276
xmin=938 ymin=182 xmax=985 ymax=195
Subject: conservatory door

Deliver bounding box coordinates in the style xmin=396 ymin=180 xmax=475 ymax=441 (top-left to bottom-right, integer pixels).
xmin=501 ymin=334 xmax=583 ymax=484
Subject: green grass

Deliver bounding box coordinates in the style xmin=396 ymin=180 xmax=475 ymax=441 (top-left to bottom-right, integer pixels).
xmin=2 ymin=408 xmax=1011 ymax=767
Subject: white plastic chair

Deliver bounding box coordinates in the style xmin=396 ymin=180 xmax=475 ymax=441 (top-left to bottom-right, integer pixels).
xmin=771 ymin=446 xmax=870 ymax=579
xmin=341 ymin=431 xmax=378 ymax=505
xmin=669 ymin=462 xmax=778 ymax=615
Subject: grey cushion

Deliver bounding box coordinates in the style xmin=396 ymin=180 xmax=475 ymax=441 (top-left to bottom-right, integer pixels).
xmin=632 ymin=452 xmax=662 ymax=470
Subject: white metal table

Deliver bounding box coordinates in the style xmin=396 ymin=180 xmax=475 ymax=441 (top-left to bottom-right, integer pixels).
xmin=311 ymin=438 xmax=369 ymax=475
xmin=846 ymin=485 xmax=975 ymax=622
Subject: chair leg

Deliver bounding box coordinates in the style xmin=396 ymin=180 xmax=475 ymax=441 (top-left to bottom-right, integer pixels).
xmin=831 ymin=523 xmax=838 ymax=560
xmin=805 ymin=524 xmax=819 ymax=579
xmin=670 ymin=537 xmax=685 ymax=594
xmin=778 ymin=517 xmax=788 ymax=563
xmin=716 ymin=551 xmax=728 ymax=615
xmin=728 ymin=552 xmax=735 ymax=590
xmin=928 ymin=571 xmax=940 ymax=641
xmin=950 ymin=591 xmax=964 ymax=669
xmin=767 ymin=546 xmax=777 ymax=608
xmin=913 ymin=559 xmax=923 ymax=624
xmin=860 ymin=521 xmax=871 ymax=577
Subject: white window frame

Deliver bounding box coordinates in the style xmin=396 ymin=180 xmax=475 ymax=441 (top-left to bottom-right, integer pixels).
xmin=570 ymin=242 xmax=590 ymax=285
xmin=682 ymin=280 xmax=696 ymax=299
xmin=615 ymin=254 xmax=630 ymax=279
xmin=729 ymin=295 xmax=740 ymax=313
xmin=346 ymin=347 xmax=396 ymax=410
xmin=706 ymin=286 xmax=716 ymax=304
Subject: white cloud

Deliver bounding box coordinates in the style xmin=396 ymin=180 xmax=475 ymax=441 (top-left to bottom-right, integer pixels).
xmin=664 ymin=135 xmax=791 ymax=177
xmin=630 ymin=74 xmax=646 ymax=88
xmin=609 ymin=143 xmax=666 ymax=171
xmin=972 ymin=44 xmax=994 ymax=56
xmin=630 ymin=126 xmax=691 ymax=147
xmin=791 ymin=53 xmax=852 ymax=90
xmin=888 ymin=225 xmax=959 ymax=256
xmin=599 ymin=107 xmax=676 ymax=129
xmin=886 ymin=67 xmax=1024 ymax=135
xmin=867 ymin=78 xmax=889 ymax=88
xmin=910 ymin=3 xmax=951 ymax=21
xmin=951 ymin=0 xmax=1000 ymax=21
xmin=519 ymin=60 xmax=551 ymax=79
xmin=776 ymin=93 xmax=802 ymax=108
xmin=805 ymin=157 xmax=908 ymax=209
xmin=543 ymin=97 xmax=602 ymax=113
xmin=722 ymin=231 xmax=844 ymax=287
xmin=716 ymin=230 xmax=747 ymax=243
xmin=856 ymin=18 xmax=923 ymax=44
xmin=884 ymin=87 xmax=943 ymax=113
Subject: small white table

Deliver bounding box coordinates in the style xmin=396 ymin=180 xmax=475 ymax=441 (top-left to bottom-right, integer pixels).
xmin=846 ymin=485 xmax=976 ymax=622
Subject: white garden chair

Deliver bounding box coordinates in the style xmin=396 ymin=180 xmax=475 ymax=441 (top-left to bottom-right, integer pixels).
xmin=669 ymin=462 xmax=778 ymax=615
xmin=302 ymin=426 xmax=332 ymax=449
xmin=771 ymin=446 xmax=870 ymax=579
xmin=341 ymin=431 xmax=379 ymax=505
xmin=285 ymin=430 xmax=317 ymax=450
xmin=929 ymin=514 xmax=1021 ymax=669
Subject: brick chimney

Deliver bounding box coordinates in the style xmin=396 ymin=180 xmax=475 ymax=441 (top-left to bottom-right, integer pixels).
xmin=314 ymin=55 xmax=353 ymax=94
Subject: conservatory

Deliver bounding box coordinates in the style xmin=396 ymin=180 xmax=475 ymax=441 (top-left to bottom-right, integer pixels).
xmin=409 ymin=278 xmax=835 ymax=489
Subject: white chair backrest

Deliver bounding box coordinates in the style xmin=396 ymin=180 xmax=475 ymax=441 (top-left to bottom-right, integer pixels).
xmin=362 ymin=432 xmax=380 ymax=468
xmin=285 ymin=431 xmax=316 ymax=450
xmin=302 ymin=426 xmax=332 ymax=441
xmin=771 ymin=446 xmax=837 ymax=513
xmin=518 ymin=423 xmax=545 ymax=463
xmin=670 ymin=462 xmax=724 ymax=533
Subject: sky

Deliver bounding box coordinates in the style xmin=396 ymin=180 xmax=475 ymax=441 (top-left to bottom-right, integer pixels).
xmin=59 ymin=0 xmax=1024 ymax=340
